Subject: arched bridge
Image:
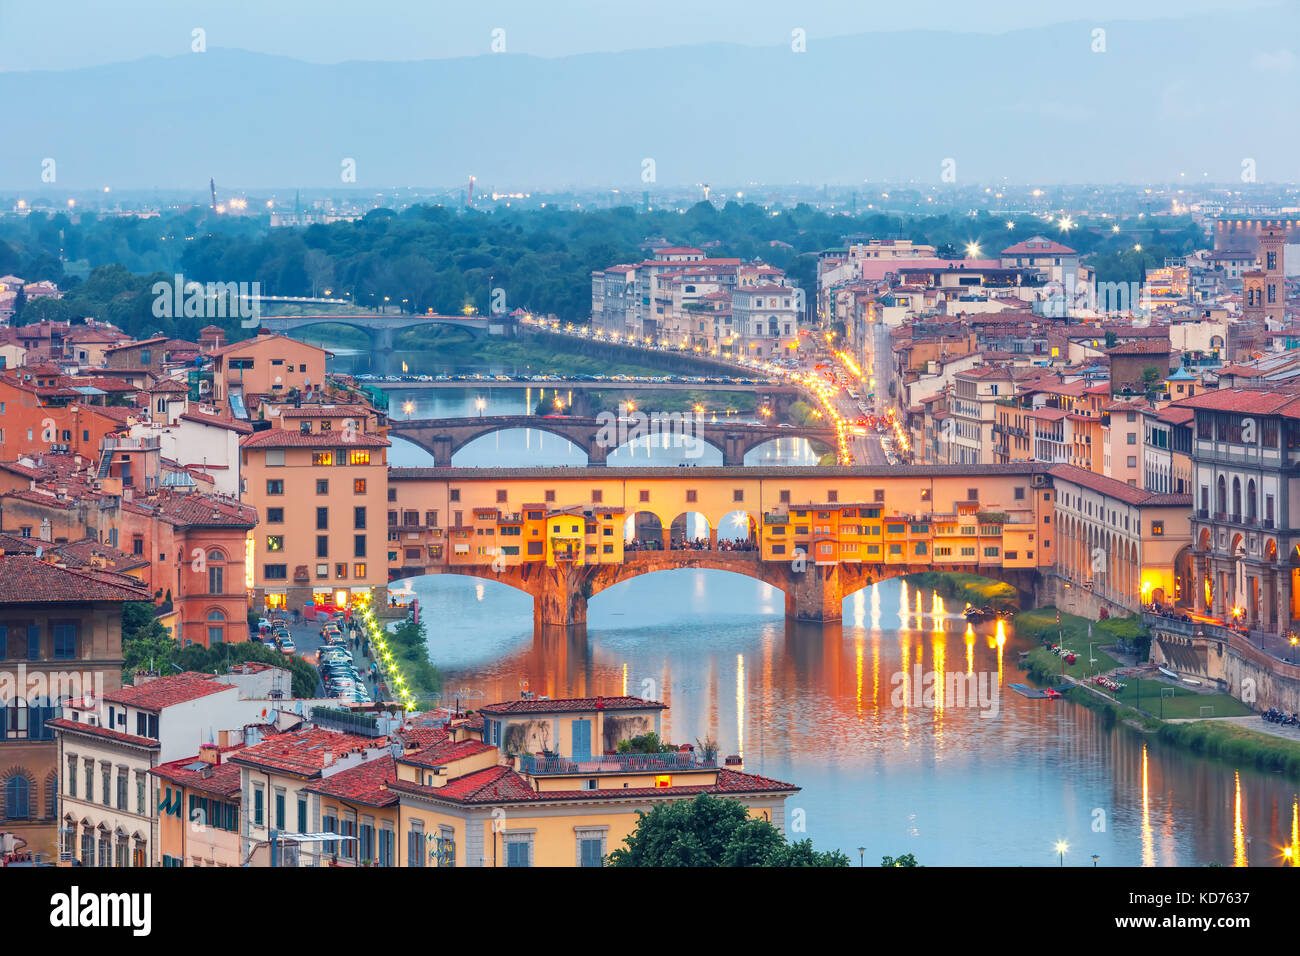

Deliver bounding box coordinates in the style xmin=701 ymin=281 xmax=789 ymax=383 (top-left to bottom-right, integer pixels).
xmin=392 ymin=553 xmax=1038 ymax=633
xmin=384 ymin=463 xmax=1055 ymax=632
xmin=388 ymin=415 xmax=837 ymax=466
xmin=261 ymin=313 xmax=501 ymax=352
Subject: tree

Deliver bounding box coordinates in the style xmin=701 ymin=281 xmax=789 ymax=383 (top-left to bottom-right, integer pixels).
xmin=607 ymin=793 xmax=849 ymax=867
xmin=881 ymin=852 xmax=920 ymax=867
xmin=120 ymin=602 xmax=178 ymax=683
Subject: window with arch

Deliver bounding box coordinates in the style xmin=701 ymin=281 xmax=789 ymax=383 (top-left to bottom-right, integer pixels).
xmin=5 ymin=773 xmax=30 ymax=819
xmin=206 ymin=609 xmax=226 ymax=645
xmin=207 ymin=549 xmax=226 ymax=595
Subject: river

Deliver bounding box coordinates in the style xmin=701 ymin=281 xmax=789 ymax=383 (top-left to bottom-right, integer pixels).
xmin=369 ymin=363 xmax=1300 ymax=865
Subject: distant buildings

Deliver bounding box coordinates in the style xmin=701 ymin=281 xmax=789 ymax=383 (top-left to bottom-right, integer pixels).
xmin=592 ymin=247 xmax=804 ymax=358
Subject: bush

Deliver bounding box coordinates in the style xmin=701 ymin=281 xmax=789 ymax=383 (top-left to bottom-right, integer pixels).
xmin=905 ymin=571 xmax=1018 ymax=611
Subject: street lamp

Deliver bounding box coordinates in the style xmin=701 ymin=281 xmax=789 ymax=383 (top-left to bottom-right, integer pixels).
xmin=1091 ymin=854 xmax=1099 ymax=868
xmin=1055 ymin=841 xmax=1068 ymax=866
xmin=475 ymin=397 xmax=486 ymax=417
xmin=857 ymin=846 xmax=865 ymax=867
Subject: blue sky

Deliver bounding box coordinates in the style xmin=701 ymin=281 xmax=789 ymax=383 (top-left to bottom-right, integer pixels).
xmin=0 ymin=0 xmax=1275 ymax=71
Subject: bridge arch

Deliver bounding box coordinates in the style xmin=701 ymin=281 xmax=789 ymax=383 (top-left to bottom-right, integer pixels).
xmin=452 ymin=426 xmax=590 ymax=466
xmin=668 ymin=511 xmax=711 ymax=549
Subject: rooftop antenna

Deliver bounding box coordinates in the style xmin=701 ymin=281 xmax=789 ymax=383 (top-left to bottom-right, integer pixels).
xmin=209 ymin=178 xmax=217 ymax=211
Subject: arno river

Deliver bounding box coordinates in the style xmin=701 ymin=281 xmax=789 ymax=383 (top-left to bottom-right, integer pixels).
xmin=378 ymin=382 xmax=1300 ymax=866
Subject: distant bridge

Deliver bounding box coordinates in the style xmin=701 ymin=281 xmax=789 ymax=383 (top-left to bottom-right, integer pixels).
xmin=261 ymin=313 xmax=504 ymax=352
xmin=387 ymin=415 xmax=836 ymax=466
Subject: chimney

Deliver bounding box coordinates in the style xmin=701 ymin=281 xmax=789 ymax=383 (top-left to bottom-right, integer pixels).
xmin=198 ymin=742 xmax=221 ymax=765
xmin=724 ymin=754 xmax=744 ymax=773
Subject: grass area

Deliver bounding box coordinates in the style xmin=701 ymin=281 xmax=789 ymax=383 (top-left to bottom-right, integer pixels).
xmin=1023 ymin=645 xmax=1122 ymax=683
xmin=906 ymin=571 xmax=1019 ymax=612
xmin=1107 ymin=680 xmax=1252 ymax=718
xmin=1157 ymin=721 xmax=1300 ymax=777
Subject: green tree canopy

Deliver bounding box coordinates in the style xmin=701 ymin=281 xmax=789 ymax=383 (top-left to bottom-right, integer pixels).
xmin=606 ymin=793 xmax=850 ymax=867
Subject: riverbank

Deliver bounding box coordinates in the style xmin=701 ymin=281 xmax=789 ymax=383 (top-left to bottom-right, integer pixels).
xmin=904 ymin=571 xmax=1018 ymax=611
xmin=1017 ymin=607 xmax=1300 ymax=777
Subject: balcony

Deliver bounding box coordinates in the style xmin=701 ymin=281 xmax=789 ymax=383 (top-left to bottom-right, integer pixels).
xmin=518 ymin=751 xmax=716 ymax=775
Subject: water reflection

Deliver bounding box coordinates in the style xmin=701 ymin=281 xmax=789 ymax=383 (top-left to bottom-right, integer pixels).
xmin=406 ymin=571 xmax=1300 ymax=864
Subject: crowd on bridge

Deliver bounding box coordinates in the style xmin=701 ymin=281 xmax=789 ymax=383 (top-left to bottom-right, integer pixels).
xmin=625 ymin=537 xmax=758 ymax=552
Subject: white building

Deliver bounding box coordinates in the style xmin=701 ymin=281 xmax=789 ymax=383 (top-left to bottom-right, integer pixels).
xmin=52 ymin=673 xmax=277 ymax=866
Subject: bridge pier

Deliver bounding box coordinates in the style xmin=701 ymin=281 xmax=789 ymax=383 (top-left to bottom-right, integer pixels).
xmin=723 ymin=433 xmax=747 ymax=467
xmin=430 ymin=435 xmax=453 ymax=467
xmin=587 ymin=441 xmax=609 ymax=466
xmin=531 ymin=564 xmax=592 ymax=633
xmin=786 ymin=563 xmax=844 ymax=622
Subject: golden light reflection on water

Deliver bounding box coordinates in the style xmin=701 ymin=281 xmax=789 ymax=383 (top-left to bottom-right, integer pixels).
xmin=1141 ymin=744 xmax=1155 ymax=867
xmin=422 ymin=574 xmax=1300 ymax=864
xmin=1233 ymin=771 xmax=1246 ymax=867
xmin=736 ymin=653 xmax=745 ymax=759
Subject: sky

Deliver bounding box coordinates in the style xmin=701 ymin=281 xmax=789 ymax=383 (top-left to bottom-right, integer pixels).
xmin=0 ymin=0 xmax=1276 ymax=71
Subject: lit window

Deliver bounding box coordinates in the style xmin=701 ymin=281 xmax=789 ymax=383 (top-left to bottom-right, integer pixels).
xmin=312 ymin=452 xmax=334 ymax=466
xmin=349 ymin=450 xmax=371 ymax=466
xmin=266 ymin=536 xmax=284 ymax=552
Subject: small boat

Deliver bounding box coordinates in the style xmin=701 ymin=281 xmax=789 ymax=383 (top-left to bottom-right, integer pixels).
xmin=1181 ymin=677 xmax=1202 ymax=686
xmin=1157 ymin=666 xmax=1179 ymax=680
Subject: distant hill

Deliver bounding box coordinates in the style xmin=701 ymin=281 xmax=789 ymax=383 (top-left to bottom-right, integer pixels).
xmin=3 ymin=9 xmax=1297 ymax=189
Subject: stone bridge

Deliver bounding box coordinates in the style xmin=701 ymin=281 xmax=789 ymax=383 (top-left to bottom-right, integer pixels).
xmin=391 ymin=552 xmax=1039 ymax=634
xmin=261 ymin=313 xmax=501 ymax=357
xmin=388 ymin=415 xmax=837 ymax=466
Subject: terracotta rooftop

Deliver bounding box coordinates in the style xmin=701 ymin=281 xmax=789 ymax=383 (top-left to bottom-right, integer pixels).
xmin=1049 ymin=463 xmax=1192 ymax=508
xmin=240 ymin=429 xmax=389 ymax=449
xmin=478 ymin=696 xmax=668 ymax=716
xmin=303 ymin=755 xmax=398 ymax=807
xmin=105 ymin=674 xmax=231 ymax=712
xmin=151 ymin=749 xmax=245 ymax=798
xmin=390 ymin=766 xmax=798 ymax=806
xmin=47 ymin=718 xmax=160 ymax=749
xmin=401 ymin=739 xmax=495 ymax=770
xmin=228 ymin=728 xmax=389 ymax=778
xmin=0 ymin=556 xmax=149 ymax=603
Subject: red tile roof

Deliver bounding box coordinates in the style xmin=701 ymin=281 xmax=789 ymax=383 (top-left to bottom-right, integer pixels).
xmin=304 ymin=755 xmax=397 ymax=807
xmin=1001 ymin=237 xmax=1077 ymax=256
xmin=240 ymin=429 xmax=389 ymax=449
xmin=151 ymin=750 xmax=245 ymax=798
xmin=47 ymin=718 xmax=160 ymax=749
xmin=105 ymin=674 xmax=231 ymax=711
xmin=402 ymin=739 xmax=494 ymax=770
xmin=478 ymin=696 xmax=667 ymax=716
xmin=0 ymin=556 xmax=149 ymax=603
xmin=390 ymin=766 xmax=797 ymax=806
xmin=228 ymin=729 xmax=389 ymax=778
xmin=1049 ymin=463 xmax=1192 ymax=508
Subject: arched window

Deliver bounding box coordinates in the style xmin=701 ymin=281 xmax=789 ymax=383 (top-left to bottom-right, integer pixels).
xmin=207 ymin=549 xmax=226 ymax=596
xmin=1232 ymin=477 xmax=1242 ymax=519
xmin=5 ymin=774 xmax=30 ymax=819
xmin=207 ymin=608 xmax=226 ymax=645
xmin=1247 ymin=479 xmax=1258 ymax=521
xmin=1217 ymin=475 xmax=1227 ymax=515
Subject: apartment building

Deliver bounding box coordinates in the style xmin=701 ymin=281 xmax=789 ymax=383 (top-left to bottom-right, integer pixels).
xmin=240 ymin=411 xmax=390 ymax=613
xmin=0 ymin=557 xmax=146 ymax=860
xmin=51 ymin=672 xmax=269 ymax=866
